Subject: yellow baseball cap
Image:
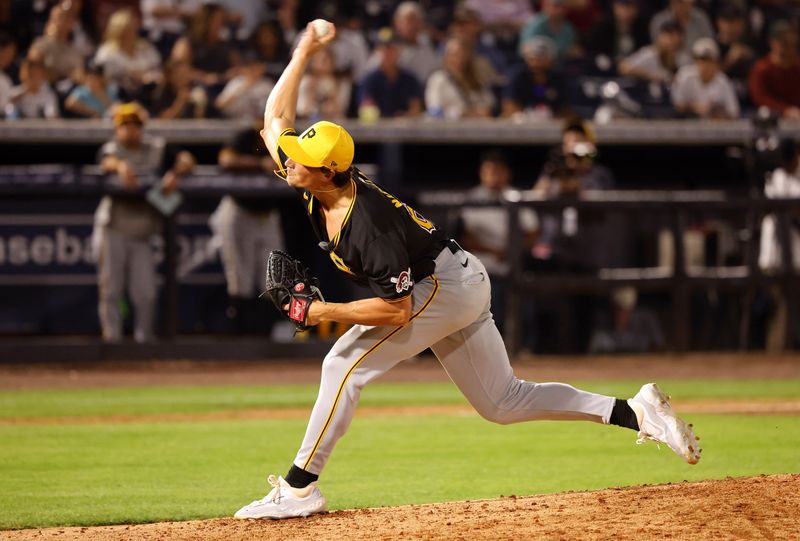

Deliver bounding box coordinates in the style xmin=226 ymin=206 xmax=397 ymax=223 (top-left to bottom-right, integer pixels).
xmin=113 ymin=102 xmax=146 ymax=126
xmin=278 ymin=121 xmax=354 ymax=172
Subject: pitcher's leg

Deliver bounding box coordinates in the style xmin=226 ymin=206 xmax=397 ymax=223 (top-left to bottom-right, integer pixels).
xmin=432 ymin=310 xmax=615 ymax=424
xmin=293 ymin=276 xmax=445 ymax=476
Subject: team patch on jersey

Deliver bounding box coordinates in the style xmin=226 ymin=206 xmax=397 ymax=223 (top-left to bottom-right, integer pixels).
xmin=390 ymin=268 xmax=414 ymax=293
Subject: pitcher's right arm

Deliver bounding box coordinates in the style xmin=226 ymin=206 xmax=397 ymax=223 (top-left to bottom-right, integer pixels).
xmin=261 ymin=21 xmax=336 ymax=169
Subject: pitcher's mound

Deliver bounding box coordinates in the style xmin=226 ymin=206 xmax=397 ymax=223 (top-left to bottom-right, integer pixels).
xmin=7 ymin=474 xmax=799 ymax=540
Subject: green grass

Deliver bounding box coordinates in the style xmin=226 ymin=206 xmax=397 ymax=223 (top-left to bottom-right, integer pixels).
xmin=0 ymin=379 xmax=798 ymax=529
xmin=1 ymin=379 xmax=798 ymax=419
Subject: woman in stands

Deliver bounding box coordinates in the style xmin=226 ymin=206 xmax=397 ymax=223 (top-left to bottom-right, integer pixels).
xmin=93 ymin=8 xmax=161 ymax=101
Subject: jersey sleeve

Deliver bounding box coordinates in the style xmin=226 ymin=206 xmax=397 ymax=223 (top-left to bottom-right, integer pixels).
xmin=360 ymin=231 xmax=414 ymax=301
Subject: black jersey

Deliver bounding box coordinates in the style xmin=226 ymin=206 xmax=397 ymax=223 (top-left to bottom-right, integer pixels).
xmin=276 ymin=130 xmax=450 ymax=301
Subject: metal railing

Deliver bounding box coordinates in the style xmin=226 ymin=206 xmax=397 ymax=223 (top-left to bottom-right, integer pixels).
xmin=420 ymin=190 xmax=800 ymax=354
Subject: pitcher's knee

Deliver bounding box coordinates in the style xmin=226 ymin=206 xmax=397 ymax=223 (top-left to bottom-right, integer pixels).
xmin=475 ymin=405 xmax=515 ymax=425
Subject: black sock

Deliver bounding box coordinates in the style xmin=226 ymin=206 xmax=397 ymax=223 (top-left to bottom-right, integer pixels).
xmin=609 ymin=399 xmax=640 ymax=431
xmin=285 ymin=464 xmax=318 ymax=489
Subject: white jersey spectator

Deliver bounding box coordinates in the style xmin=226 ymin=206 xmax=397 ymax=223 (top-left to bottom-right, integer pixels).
xmin=366 ymin=2 xmax=439 ymax=85
xmin=296 ymin=49 xmax=351 ymax=120
xmin=619 ymin=21 xmax=691 ymax=84
xmin=94 ymin=9 xmax=162 ymax=95
xmin=6 ymin=59 xmax=59 ymax=119
xmin=141 ymin=0 xmax=200 ymax=43
xmin=425 ymin=37 xmax=494 ymax=119
xmin=671 ymin=38 xmax=739 ymax=119
xmin=331 ymin=25 xmax=371 ymax=81
xmin=215 ymin=55 xmax=274 ymax=120
xmin=464 ymin=0 xmax=534 ymax=30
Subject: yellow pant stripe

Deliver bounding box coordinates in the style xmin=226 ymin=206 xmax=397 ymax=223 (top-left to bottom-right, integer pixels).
xmin=302 ymin=275 xmax=440 ymax=470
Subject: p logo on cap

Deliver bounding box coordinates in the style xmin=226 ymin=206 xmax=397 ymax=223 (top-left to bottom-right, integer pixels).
xmin=278 ymin=121 xmax=354 ymax=172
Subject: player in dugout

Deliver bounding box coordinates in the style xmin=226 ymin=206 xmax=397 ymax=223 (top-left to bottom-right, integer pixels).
xmin=233 ymin=20 xmax=701 ymax=520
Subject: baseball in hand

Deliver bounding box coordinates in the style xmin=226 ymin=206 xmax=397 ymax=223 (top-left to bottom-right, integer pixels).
xmin=311 ymin=19 xmax=332 ymax=39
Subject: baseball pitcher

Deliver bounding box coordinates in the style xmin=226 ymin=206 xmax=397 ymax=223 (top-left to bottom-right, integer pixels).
xmin=234 ymin=20 xmax=701 ymax=520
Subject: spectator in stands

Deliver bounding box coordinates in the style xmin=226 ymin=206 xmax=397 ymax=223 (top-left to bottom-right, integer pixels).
xmin=584 ymin=0 xmax=650 ymax=72
xmin=564 ymin=0 xmax=603 ymax=36
xmin=518 ymin=0 xmax=579 ymax=60
xmin=8 ymin=0 xmax=54 ymax=53
xmin=215 ymin=52 xmax=273 ymax=120
xmin=5 ymin=57 xmax=59 ymax=118
xmin=0 ymin=31 xmax=15 ymax=116
xmin=171 ymin=3 xmax=241 ymax=90
xmin=94 ymin=8 xmax=161 ymax=100
xmin=330 ymin=11 xmax=372 ymax=83
xmin=92 ymin=0 xmax=141 ymax=45
xmin=464 ymin=0 xmax=534 ymax=61
xmin=148 ymin=57 xmax=206 ymax=119
xmin=758 ymin=138 xmax=800 ymax=351
xmin=588 ymin=287 xmax=665 ymax=354
xmin=93 ymin=102 xmax=195 ymax=343
xmin=246 ymin=19 xmax=290 ymax=83
xmin=58 ymin=0 xmax=96 ymax=58
xmin=296 ymin=48 xmax=350 ymax=120
xmin=390 ymin=1 xmax=439 ymax=85
xmin=210 ymin=126 xmax=284 ymax=334
xmin=447 ymin=5 xmax=507 ymax=82
xmin=64 ymin=59 xmax=120 ymax=118
xmin=619 ymin=20 xmax=691 ymax=84
xmin=748 ymin=20 xmax=800 ymax=120
xmin=141 ymin=0 xmax=200 ymax=58
xmin=464 ymin=0 xmax=533 ymax=34
xmin=714 ymin=4 xmax=755 ymax=94
xmin=502 ymin=36 xmax=567 ymax=119
xmin=649 ymin=0 xmax=714 ymax=55
xmin=29 ymin=4 xmax=85 ymax=84
xmin=358 ymin=28 xmax=422 ymax=118
xmin=672 ymin=37 xmax=739 ymax=119
xmin=459 ymin=149 xmax=538 ymax=334
xmin=215 ymin=0 xmax=266 ymax=42
xmin=425 ymin=37 xmax=495 ymax=119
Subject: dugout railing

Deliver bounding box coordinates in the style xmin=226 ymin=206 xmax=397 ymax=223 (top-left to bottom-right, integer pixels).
xmin=2 ymin=165 xmax=799 ymax=359
xmin=418 ymin=190 xmax=800 ymax=354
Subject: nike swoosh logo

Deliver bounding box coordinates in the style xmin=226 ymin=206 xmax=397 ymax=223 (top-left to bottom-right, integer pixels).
xmin=461 ymin=259 xmax=469 ymax=268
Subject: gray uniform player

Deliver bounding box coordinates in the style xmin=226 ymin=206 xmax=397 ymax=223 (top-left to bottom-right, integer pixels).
xmin=94 ymin=103 xmax=194 ymax=342
xmin=234 ymin=22 xmax=701 ymax=520
xmin=211 ymin=128 xmax=284 ymax=333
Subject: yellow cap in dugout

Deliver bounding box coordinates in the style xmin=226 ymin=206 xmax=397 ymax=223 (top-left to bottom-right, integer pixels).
xmin=278 ymin=121 xmax=354 ymax=172
xmin=113 ymin=102 xmax=146 ymax=126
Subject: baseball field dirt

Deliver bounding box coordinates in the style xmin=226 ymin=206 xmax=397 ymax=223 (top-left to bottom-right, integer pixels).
xmin=4 ymin=474 xmax=799 ymax=540
xmin=2 ymin=353 xmax=799 ymax=540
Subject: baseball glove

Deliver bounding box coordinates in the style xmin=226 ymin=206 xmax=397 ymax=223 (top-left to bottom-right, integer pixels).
xmin=263 ymin=250 xmax=325 ymax=332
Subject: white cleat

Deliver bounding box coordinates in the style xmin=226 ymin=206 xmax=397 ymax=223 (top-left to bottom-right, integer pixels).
xmin=234 ymin=475 xmax=327 ymax=519
xmin=628 ymin=383 xmax=701 ymax=465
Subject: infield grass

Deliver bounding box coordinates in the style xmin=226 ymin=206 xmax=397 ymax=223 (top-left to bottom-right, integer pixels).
xmin=1 ymin=379 xmax=799 ymax=529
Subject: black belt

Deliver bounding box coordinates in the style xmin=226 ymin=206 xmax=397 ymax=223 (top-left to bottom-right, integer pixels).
xmin=446 ymin=239 xmax=463 ymax=254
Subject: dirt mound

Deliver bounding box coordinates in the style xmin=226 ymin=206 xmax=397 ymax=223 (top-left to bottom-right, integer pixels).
xmin=6 ymin=474 xmax=798 ymax=540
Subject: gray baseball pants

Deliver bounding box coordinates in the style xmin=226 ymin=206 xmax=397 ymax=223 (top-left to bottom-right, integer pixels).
xmin=294 ymin=247 xmax=616 ymax=474
xmin=212 ymin=196 xmax=284 ymax=298
xmin=97 ymin=228 xmax=157 ymax=343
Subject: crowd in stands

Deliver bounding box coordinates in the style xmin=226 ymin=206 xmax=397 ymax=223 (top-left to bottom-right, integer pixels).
xmin=0 ymin=0 xmax=799 ymax=122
